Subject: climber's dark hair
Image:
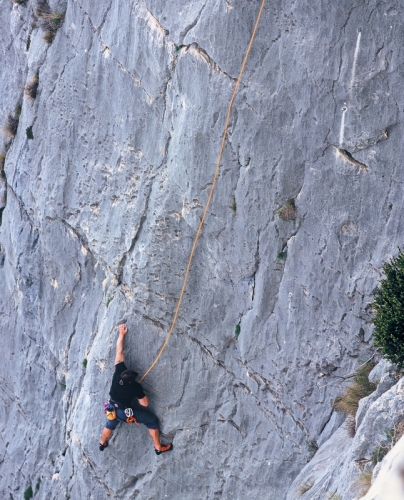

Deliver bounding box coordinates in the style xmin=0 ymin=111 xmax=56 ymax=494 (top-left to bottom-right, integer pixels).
xmin=121 ymin=369 xmax=138 ymax=384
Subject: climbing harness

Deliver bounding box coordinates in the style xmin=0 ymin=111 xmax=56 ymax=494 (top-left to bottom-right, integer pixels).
xmin=104 ymin=401 xmax=139 ymax=424
xmin=139 ymin=0 xmax=267 ymax=382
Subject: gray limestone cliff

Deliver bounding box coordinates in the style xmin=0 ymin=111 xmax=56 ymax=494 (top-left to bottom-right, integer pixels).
xmin=1 ymin=0 xmax=404 ymax=499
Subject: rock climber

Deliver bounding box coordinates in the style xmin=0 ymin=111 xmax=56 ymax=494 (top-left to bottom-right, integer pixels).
xmin=99 ymin=323 xmax=173 ymax=455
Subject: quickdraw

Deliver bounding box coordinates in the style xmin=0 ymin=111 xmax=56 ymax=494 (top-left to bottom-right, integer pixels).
xmin=124 ymin=407 xmax=138 ymax=425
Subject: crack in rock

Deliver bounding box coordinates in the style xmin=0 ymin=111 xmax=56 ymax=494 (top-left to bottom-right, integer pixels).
xmin=333 ymin=146 xmax=369 ymax=172
xmin=186 ymin=43 xmax=238 ymax=82
xmin=346 ymin=125 xmax=395 ymax=152
xmin=0 ymin=171 xmax=7 ymax=226
xmin=45 ymin=216 xmax=113 ymax=280
xmin=184 ymin=332 xmax=306 ymax=436
xmin=5 ymin=183 xmax=35 ymax=228
xmin=115 ymin=176 xmax=155 ymax=285
xmin=179 ymin=3 xmax=206 ymax=44
xmin=75 ymin=0 xmax=153 ymax=101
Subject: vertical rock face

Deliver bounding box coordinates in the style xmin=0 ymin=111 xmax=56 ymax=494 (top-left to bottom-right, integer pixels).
xmin=0 ymin=0 xmax=403 ymax=498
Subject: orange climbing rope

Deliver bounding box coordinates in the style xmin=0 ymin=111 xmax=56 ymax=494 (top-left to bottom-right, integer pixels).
xmin=139 ymin=0 xmax=267 ymax=382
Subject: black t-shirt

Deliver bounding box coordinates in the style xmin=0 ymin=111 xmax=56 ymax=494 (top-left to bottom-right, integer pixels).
xmin=109 ymin=362 xmax=145 ymax=407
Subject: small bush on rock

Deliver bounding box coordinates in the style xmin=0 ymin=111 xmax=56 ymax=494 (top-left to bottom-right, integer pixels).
xmin=4 ymin=113 xmax=19 ymax=137
xmin=372 ymin=250 xmax=404 ymax=368
xmin=345 ymin=414 xmax=356 ymax=438
xmin=297 ymin=478 xmax=314 ymax=496
xmin=371 ymin=420 xmax=404 ymax=466
xmin=14 ymin=103 xmax=22 ymax=118
xmin=371 ymin=445 xmax=388 ymax=466
xmin=24 ymin=485 xmax=33 ymax=500
xmin=306 ymin=439 xmax=318 ymax=460
xmin=36 ymin=1 xmax=65 ymax=44
xmin=22 ymin=74 xmax=39 ymax=99
xmin=353 ymin=469 xmax=372 ymax=497
xmin=333 ymin=362 xmax=376 ymax=416
xmin=278 ymin=199 xmax=297 ymax=221
xmin=26 ymin=126 xmax=34 ymax=140
xmin=229 ymin=198 xmax=237 ymax=213
xmin=386 ymin=420 xmax=404 ymax=446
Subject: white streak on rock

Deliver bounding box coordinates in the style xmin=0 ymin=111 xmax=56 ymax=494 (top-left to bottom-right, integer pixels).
xmin=339 ymin=106 xmax=347 ymax=146
xmin=350 ymin=31 xmax=361 ymax=89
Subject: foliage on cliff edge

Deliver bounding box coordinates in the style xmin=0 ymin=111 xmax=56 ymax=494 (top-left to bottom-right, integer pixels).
xmin=373 ymin=250 xmax=404 ymax=368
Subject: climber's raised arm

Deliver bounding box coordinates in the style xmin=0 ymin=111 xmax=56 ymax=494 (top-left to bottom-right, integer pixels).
xmin=114 ymin=323 xmax=128 ymax=365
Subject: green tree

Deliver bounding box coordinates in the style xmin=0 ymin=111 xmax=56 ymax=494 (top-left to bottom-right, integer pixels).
xmin=372 ymin=250 xmax=404 ymax=367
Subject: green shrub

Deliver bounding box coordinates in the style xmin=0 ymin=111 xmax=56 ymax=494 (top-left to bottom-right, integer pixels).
xmin=372 ymin=250 xmax=404 ymax=368
xmin=277 ymin=251 xmax=286 ymax=260
xmin=24 ymin=485 xmax=33 ymax=500
xmin=306 ymin=439 xmax=318 ymax=460
xmin=235 ymin=324 xmax=240 ymax=337
xmin=82 ymin=358 xmax=88 ymax=369
xmin=26 ymin=126 xmax=34 ymax=140
xmin=333 ymin=362 xmax=376 ymax=417
xmin=35 ymin=477 xmax=41 ymax=491
xmin=371 ymin=445 xmax=388 ymax=465
xmin=370 ymin=421 xmax=404 ymax=466
xmin=229 ymin=198 xmax=237 ymax=213
xmin=386 ymin=420 xmax=404 ymax=446
xmin=14 ymin=103 xmax=22 ymax=118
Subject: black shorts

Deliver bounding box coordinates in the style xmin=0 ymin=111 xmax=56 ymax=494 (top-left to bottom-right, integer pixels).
xmin=133 ymin=407 xmax=159 ymax=429
xmin=106 ymin=407 xmax=158 ymax=430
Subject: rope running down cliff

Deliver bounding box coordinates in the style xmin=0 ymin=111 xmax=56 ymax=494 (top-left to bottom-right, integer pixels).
xmin=139 ymin=0 xmax=267 ymax=382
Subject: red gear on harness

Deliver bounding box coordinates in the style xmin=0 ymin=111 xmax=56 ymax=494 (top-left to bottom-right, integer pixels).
xmin=124 ymin=407 xmax=138 ymax=425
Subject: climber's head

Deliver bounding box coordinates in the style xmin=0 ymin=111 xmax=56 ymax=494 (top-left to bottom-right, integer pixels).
xmin=120 ymin=369 xmax=138 ymax=385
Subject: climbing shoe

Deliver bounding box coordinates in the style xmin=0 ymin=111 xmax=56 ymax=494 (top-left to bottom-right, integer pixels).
xmin=99 ymin=441 xmax=109 ymax=451
xmin=155 ymin=443 xmax=173 ymax=455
